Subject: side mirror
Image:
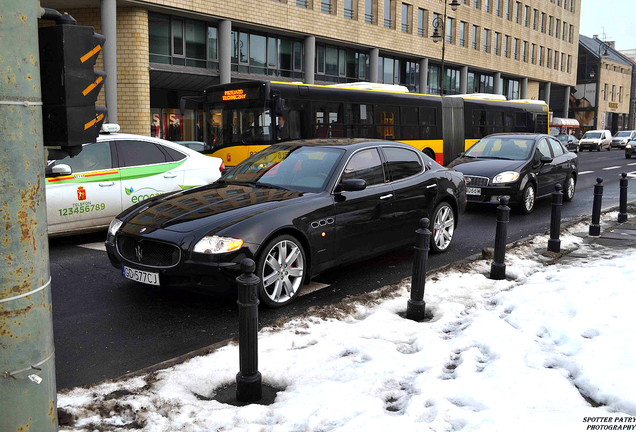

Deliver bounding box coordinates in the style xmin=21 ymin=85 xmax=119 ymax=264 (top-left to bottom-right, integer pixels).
xmin=48 ymin=164 xmax=72 ymax=177
xmin=335 ymin=179 xmax=367 ymax=193
xmin=540 ymin=156 xmax=553 ymax=165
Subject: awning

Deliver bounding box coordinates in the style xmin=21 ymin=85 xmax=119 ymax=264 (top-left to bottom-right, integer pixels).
xmin=149 ymin=63 xmax=220 ymax=91
xmin=551 ymin=117 xmax=580 ymax=127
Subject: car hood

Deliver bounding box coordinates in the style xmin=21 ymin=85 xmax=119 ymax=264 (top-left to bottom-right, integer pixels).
xmin=122 ymin=182 xmax=303 ymax=233
xmin=447 ymin=157 xmax=526 ymax=177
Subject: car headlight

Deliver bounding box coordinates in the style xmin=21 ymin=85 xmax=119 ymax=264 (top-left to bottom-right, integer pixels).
xmin=193 ymin=236 xmax=244 ymax=254
xmin=627 ymin=144 xmax=633 ymax=149
xmin=108 ymin=218 xmax=123 ymax=236
xmin=492 ymin=171 xmax=520 ymax=184
xmin=623 ymin=139 xmax=628 ymax=143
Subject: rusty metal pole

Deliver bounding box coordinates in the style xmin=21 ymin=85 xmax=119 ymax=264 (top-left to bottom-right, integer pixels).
xmin=0 ymin=1 xmax=58 ymax=431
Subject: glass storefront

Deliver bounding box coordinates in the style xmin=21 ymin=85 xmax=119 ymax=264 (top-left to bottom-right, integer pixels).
xmin=150 ymin=108 xmax=207 ymax=144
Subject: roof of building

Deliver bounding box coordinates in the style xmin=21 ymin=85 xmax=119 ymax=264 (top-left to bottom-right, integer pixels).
xmin=579 ymin=35 xmax=634 ymax=67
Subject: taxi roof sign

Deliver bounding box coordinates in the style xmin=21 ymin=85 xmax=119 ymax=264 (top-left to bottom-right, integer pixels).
xmin=101 ymin=123 xmax=120 ymax=133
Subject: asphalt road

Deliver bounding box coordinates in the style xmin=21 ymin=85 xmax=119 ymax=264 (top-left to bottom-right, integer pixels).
xmin=49 ymin=149 xmax=636 ymax=390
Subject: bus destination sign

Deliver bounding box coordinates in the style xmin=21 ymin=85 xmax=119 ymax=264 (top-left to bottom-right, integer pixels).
xmin=222 ymin=89 xmax=247 ymax=101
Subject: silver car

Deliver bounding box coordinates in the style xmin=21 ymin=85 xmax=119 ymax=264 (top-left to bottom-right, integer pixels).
xmin=612 ymin=131 xmax=636 ymax=149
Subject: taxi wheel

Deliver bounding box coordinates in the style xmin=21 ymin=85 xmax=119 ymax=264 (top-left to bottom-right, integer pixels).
xmin=257 ymin=235 xmax=306 ymax=308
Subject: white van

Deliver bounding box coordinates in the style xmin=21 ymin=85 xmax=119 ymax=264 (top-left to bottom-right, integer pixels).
xmin=578 ymin=130 xmax=612 ymax=152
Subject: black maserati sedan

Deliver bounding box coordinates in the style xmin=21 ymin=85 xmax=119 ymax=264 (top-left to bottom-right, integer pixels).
xmin=448 ymin=133 xmax=578 ymax=214
xmin=106 ymin=139 xmax=467 ymax=307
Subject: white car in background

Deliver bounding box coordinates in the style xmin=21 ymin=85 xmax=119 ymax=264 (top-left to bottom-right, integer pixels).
xmin=46 ymin=125 xmax=224 ymax=237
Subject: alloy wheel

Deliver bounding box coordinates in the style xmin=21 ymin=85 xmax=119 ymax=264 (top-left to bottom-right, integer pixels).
xmin=432 ymin=203 xmax=454 ymax=252
xmin=565 ymin=177 xmax=575 ymax=201
xmin=524 ymin=185 xmax=535 ymax=213
xmin=261 ymin=239 xmax=304 ymax=305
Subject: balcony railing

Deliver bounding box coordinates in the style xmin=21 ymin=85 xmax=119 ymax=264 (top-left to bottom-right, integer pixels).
xmin=504 ymin=49 xmax=509 ymax=57
xmin=459 ymin=38 xmax=466 ymax=46
xmin=296 ymin=0 xmax=308 ymax=8
xmin=472 ymin=42 xmax=478 ymax=50
xmin=384 ymin=18 xmax=392 ymax=28
xmin=365 ymin=13 xmax=374 ymax=23
xmin=344 ymin=7 xmax=354 ymax=19
xmin=402 ymin=23 xmax=410 ymax=33
xmin=320 ymin=2 xmax=332 ymax=14
xmin=484 ymin=44 xmax=490 ymax=53
xmin=494 ymin=47 xmax=500 ymax=55
xmin=418 ymin=28 xmax=425 ymax=36
xmin=447 ymin=35 xmax=453 ymax=43
xmin=514 ymin=52 xmax=518 ymax=60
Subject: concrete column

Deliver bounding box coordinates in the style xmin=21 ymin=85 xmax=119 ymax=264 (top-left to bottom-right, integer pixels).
xmin=543 ymin=82 xmax=552 ymax=105
xmin=419 ymin=58 xmax=428 ymax=93
xmin=563 ymin=85 xmax=571 ymax=118
xmin=494 ymin=72 xmax=502 ymax=95
xmin=460 ymin=66 xmax=468 ymax=94
xmin=370 ymin=48 xmax=379 ymax=83
xmin=218 ymin=20 xmax=232 ymax=84
xmin=304 ymin=36 xmax=315 ymax=84
xmin=521 ymin=77 xmax=528 ymax=99
xmin=101 ymin=0 xmax=117 ymax=123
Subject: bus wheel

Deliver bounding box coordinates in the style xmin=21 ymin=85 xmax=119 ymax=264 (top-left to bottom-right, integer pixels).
xmin=423 ymin=148 xmax=435 ymax=160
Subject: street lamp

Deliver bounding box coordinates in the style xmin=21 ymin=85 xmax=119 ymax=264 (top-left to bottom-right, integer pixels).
xmin=431 ymin=0 xmax=460 ymax=95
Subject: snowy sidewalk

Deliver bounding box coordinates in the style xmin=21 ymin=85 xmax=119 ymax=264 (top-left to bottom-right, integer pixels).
xmin=58 ymin=211 xmax=636 ymax=432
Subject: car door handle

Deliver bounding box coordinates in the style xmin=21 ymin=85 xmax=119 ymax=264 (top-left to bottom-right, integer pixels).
xmin=99 ymin=182 xmax=115 ymax=187
xmin=426 ymin=183 xmax=437 ymax=189
xmin=380 ymin=194 xmax=393 ymax=200
xmin=163 ymin=172 xmax=177 ymax=179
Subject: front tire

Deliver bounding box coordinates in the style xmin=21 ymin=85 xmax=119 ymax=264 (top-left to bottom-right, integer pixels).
xmin=256 ymin=235 xmax=306 ymax=308
xmin=430 ymin=202 xmax=455 ymax=253
xmin=518 ymin=183 xmax=536 ymax=214
xmin=626 ymin=154 xmax=632 ymax=159
xmin=563 ymin=176 xmax=576 ymax=202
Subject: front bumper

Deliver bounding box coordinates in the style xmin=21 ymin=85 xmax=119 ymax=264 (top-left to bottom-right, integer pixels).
xmin=465 ymin=182 xmax=523 ymax=206
xmin=579 ymin=141 xmax=600 ymax=150
xmin=626 ymin=147 xmax=635 ymax=157
xmin=105 ymin=233 xmax=259 ymax=294
xmin=612 ymin=141 xmax=628 ymax=148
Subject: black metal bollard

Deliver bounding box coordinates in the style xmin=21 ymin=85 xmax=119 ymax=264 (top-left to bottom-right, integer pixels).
xmin=235 ymin=258 xmax=262 ymax=403
xmin=490 ymin=197 xmax=510 ymax=280
xmin=589 ymin=177 xmax=604 ymax=236
xmin=548 ymin=184 xmax=563 ymax=253
xmin=406 ymin=218 xmax=431 ymax=321
xmin=619 ymin=172 xmax=628 ymax=223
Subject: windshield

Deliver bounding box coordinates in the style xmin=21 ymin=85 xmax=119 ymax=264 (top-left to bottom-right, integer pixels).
xmin=209 ymin=102 xmax=273 ymax=149
xmin=223 ymin=145 xmax=345 ymax=193
xmin=615 ymin=132 xmax=632 ymax=137
xmin=556 ymin=135 xmax=568 ymax=142
xmin=583 ymin=132 xmax=601 ymax=139
xmin=464 ymin=137 xmax=534 ymax=160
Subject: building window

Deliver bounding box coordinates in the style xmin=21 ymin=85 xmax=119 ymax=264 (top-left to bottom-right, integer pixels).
xmin=473 ymin=0 xmax=480 ymax=10
xmin=494 ymin=32 xmax=500 ymax=55
xmin=344 ymin=0 xmax=355 ymax=19
xmin=619 ymin=86 xmax=622 ymax=102
xmin=296 ymin=0 xmax=308 ymax=8
xmin=503 ymin=78 xmax=520 ymax=99
xmin=418 ymin=9 xmax=427 ymax=36
xmin=316 ymin=44 xmax=369 ymax=82
xmin=531 ymin=43 xmax=536 ymax=64
xmin=524 ymin=5 xmax=529 ymax=26
xmin=564 ymin=0 xmax=568 ymax=9
xmin=548 ymin=16 xmax=553 ymax=35
xmin=495 ymin=0 xmax=501 ymax=16
xmin=483 ymin=28 xmax=490 ymax=52
xmin=515 ymin=2 xmax=521 ymax=24
xmin=505 ymin=0 xmax=512 ymax=20
xmin=567 ymin=54 xmax=571 ymax=73
xmin=522 ymin=40 xmax=527 ymax=62
xmin=504 ymin=35 xmax=510 ymax=57
xmin=460 ymin=21 xmax=467 ymax=46
xmin=561 ymin=52 xmax=565 ymax=71
xmin=541 ymin=13 xmax=545 ymax=32
xmin=446 ymin=17 xmax=454 ymax=43
xmin=562 ymin=21 xmax=567 ymax=40
xmin=149 ymin=13 xmax=218 ymax=69
xmin=569 ymin=24 xmax=573 ymax=43
xmin=555 ymin=19 xmax=560 ymax=39
xmin=401 ymin=3 xmax=411 ymax=33
xmin=532 ymin=9 xmax=538 ymax=30
xmin=513 ymin=37 xmax=518 ymax=59
xmin=570 ymin=0 xmax=574 ymax=12
xmin=485 ymin=0 xmax=491 ymax=13
xmin=604 ymin=84 xmax=608 ymax=101
xmin=365 ymin=0 xmax=376 ymax=24
xmin=384 ymin=0 xmax=395 ymax=28
xmin=321 ymin=0 xmax=333 ymax=14
xmin=538 ymin=46 xmax=543 ymax=66
xmin=554 ymin=50 xmax=558 ymax=69
xmin=230 ymin=30 xmax=304 ymax=78
xmin=472 ymin=25 xmax=479 ymax=50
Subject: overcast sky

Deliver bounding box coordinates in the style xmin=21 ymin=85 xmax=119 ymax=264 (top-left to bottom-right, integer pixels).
xmin=579 ymin=0 xmax=634 ymax=51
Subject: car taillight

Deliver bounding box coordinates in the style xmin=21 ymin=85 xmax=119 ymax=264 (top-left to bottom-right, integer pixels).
xmin=219 ymin=161 xmax=225 ymax=172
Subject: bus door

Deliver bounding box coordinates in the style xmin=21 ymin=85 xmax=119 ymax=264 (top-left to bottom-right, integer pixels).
xmin=441 ymin=97 xmax=465 ymax=166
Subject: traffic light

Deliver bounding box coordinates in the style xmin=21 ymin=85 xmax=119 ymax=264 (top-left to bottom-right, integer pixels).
xmin=39 ymin=23 xmax=107 ymax=157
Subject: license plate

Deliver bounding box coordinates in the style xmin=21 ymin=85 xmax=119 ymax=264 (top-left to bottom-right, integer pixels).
xmin=466 ymin=187 xmax=481 ymax=196
xmin=122 ymin=265 xmax=160 ymax=286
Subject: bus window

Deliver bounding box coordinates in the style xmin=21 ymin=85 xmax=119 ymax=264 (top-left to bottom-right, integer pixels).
xmin=492 ymin=111 xmax=504 ymax=133
xmin=420 ymin=107 xmax=438 ymax=139
xmin=472 ymin=109 xmax=488 ymax=138
xmin=401 ymin=106 xmax=421 ymax=140
xmin=209 ymin=104 xmax=272 ymax=148
xmin=313 ymin=102 xmax=344 ymax=138
xmin=376 ymin=105 xmax=399 ymax=140
xmin=504 ymin=112 xmax=514 ymax=132
xmin=515 ymin=112 xmax=527 ymax=127
xmin=277 ymin=109 xmax=301 ymax=141
xmin=344 ymin=103 xmax=374 ymax=138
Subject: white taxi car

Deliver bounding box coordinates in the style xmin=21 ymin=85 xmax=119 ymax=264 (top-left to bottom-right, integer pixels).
xmin=45 ymin=125 xmax=224 ymax=237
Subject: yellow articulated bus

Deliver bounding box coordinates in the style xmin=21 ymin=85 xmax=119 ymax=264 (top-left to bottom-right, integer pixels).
xmin=192 ymin=80 xmax=549 ymax=167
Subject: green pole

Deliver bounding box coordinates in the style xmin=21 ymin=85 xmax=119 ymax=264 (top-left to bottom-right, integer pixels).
xmin=0 ymin=0 xmax=58 ymax=430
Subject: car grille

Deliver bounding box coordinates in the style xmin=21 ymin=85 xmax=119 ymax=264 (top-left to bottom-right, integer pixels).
xmin=464 ymin=175 xmax=489 ymax=187
xmin=117 ymin=235 xmax=181 ymax=268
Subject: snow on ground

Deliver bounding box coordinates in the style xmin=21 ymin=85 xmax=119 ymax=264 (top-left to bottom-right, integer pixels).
xmin=58 ymin=213 xmax=636 ymax=432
